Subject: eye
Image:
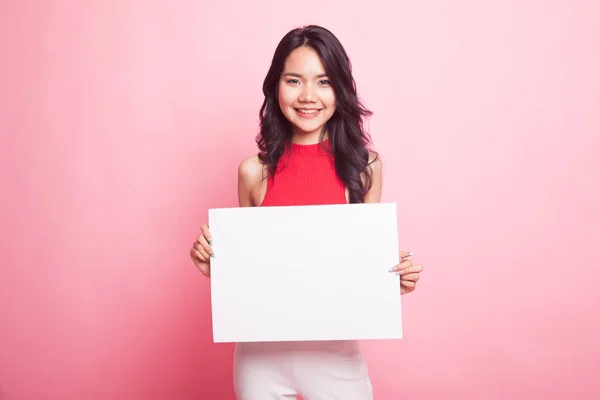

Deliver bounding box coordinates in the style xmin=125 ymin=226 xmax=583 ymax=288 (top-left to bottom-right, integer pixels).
xmin=286 ymin=79 xmax=300 ymax=85
xmin=319 ymin=79 xmax=331 ymax=86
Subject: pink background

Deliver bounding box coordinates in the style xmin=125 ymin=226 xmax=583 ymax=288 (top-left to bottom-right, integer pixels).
xmin=1 ymin=1 xmax=599 ymax=399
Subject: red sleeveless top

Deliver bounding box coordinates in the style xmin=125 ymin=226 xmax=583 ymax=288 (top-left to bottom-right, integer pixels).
xmin=261 ymin=140 xmax=347 ymax=207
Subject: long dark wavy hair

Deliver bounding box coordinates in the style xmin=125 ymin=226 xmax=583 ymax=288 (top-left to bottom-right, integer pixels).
xmin=256 ymin=25 xmax=377 ymax=203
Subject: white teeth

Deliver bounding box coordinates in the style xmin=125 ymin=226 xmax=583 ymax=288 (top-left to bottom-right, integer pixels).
xmin=297 ymin=109 xmax=319 ymax=114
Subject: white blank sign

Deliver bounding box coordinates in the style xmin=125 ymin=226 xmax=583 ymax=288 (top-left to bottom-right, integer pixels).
xmin=208 ymin=203 xmax=402 ymax=343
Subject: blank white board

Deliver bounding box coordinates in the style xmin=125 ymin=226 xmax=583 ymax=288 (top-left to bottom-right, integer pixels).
xmin=208 ymin=203 xmax=402 ymax=343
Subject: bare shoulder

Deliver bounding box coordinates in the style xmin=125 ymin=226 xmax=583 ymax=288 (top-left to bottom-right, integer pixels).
xmin=238 ymin=155 xmax=264 ymax=182
xmin=237 ymin=155 xmax=266 ymax=207
xmin=368 ymin=151 xmax=382 ymax=175
xmin=364 ymin=150 xmax=382 ymax=203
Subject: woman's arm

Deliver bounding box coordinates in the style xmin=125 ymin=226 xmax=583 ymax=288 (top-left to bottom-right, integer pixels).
xmin=363 ymin=152 xmax=382 ymax=203
xmin=363 ymin=151 xmax=423 ymax=294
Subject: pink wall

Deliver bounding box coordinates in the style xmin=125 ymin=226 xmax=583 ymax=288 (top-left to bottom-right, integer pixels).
xmin=1 ymin=1 xmax=599 ymax=399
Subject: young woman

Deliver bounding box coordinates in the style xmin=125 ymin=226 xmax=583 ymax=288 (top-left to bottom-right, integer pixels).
xmin=190 ymin=25 xmax=423 ymax=400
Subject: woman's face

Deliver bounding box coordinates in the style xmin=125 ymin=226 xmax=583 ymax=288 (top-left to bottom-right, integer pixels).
xmin=278 ymin=46 xmax=336 ymax=142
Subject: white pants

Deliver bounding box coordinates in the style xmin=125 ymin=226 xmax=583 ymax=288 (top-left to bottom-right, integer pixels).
xmin=233 ymin=340 xmax=373 ymax=400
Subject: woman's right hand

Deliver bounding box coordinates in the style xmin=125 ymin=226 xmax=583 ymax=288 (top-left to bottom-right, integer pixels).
xmin=190 ymin=224 xmax=213 ymax=277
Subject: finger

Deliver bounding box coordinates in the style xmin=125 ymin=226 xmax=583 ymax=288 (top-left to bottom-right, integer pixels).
xmin=197 ymin=235 xmax=213 ymax=257
xmin=191 ymin=249 xmax=211 ymax=277
xmin=194 ymin=242 xmax=211 ymax=262
xmin=191 ymin=244 xmax=208 ymax=263
xmin=400 ymin=280 xmax=416 ymax=289
xmin=190 ymin=247 xmax=206 ymax=265
xmin=194 ymin=249 xmax=207 ymax=263
xmin=201 ymin=224 xmax=212 ymax=245
xmin=389 ymin=259 xmax=413 ymax=273
xmin=396 ymin=264 xmax=423 ymax=275
xmin=401 ymin=284 xmax=415 ymax=295
xmin=399 ymin=250 xmax=414 ymax=259
xmin=400 ymin=272 xmax=420 ymax=283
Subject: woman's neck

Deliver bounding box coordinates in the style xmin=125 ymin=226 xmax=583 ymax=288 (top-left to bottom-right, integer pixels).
xmin=291 ymin=130 xmax=328 ymax=145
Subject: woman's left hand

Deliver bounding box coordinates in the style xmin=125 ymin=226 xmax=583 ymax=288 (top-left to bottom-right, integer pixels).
xmin=390 ymin=250 xmax=424 ymax=295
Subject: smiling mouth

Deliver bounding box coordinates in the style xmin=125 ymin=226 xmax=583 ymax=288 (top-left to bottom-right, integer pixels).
xmin=295 ymin=108 xmax=322 ymax=115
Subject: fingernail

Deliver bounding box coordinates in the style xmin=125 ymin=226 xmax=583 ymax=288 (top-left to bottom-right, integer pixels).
xmin=208 ymin=238 xmax=213 ymax=245
xmin=408 ymin=251 xmax=414 ymax=256
xmin=389 ymin=268 xmax=395 ymax=272
xmin=210 ymin=251 xmax=215 ymax=258
xmin=395 ymin=271 xmax=401 ymax=276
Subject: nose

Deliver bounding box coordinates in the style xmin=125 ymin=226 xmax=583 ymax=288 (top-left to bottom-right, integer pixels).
xmin=298 ymin=83 xmax=316 ymax=102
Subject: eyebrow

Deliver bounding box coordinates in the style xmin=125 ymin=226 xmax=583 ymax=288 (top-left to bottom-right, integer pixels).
xmin=283 ymin=72 xmax=329 ymax=78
